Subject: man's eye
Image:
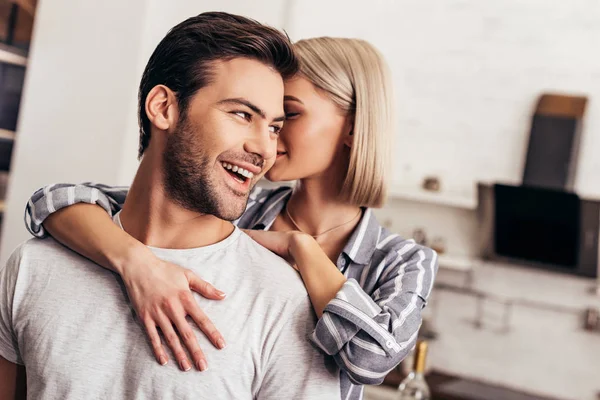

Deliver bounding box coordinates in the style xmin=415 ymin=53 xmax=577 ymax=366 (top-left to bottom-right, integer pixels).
xmin=233 ymin=111 xmax=251 ymax=121
xmin=269 ymin=125 xmax=282 ymax=134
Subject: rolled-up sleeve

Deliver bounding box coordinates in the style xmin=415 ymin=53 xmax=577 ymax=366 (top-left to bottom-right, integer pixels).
xmin=25 ymin=182 xmax=129 ymax=238
xmin=311 ymin=244 xmax=438 ymax=385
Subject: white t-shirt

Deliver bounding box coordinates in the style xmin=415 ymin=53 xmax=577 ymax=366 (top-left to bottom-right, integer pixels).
xmin=0 ymin=218 xmax=340 ymax=399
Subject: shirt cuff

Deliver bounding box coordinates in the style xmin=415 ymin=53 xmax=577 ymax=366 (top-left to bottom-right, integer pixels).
xmin=0 ymin=336 xmax=23 ymax=365
xmin=310 ymin=279 xmax=383 ymax=355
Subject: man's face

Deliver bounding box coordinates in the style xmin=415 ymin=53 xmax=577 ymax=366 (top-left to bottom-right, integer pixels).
xmin=163 ymin=58 xmax=284 ymax=220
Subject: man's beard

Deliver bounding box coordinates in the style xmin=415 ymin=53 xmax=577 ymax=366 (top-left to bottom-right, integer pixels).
xmin=162 ymin=116 xmax=248 ymax=221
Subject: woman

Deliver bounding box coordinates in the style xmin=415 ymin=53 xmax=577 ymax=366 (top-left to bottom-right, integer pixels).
xmin=25 ymin=37 xmax=437 ymax=399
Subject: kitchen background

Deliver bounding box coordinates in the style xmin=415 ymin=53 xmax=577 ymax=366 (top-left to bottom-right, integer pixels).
xmin=0 ymin=0 xmax=599 ymax=399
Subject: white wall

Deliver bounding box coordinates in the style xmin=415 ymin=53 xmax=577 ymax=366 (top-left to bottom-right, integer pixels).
xmin=0 ymin=0 xmax=149 ymax=265
xmin=287 ymin=0 xmax=600 ymax=198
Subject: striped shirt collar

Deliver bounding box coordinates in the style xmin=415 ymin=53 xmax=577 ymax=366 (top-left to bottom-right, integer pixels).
xmin=343 ymin=208 xmax=381 ymax=265
xmin=249 ymin=187 xmax=381 ymax=266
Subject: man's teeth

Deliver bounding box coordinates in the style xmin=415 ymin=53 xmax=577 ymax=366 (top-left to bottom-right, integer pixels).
xmin=221 ymin=162 xmax=254 ymax=179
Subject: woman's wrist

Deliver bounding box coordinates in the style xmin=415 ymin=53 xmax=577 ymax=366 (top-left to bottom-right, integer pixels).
xmin=288 ymin=232 xmax=317 ymax=268
xmin=108 ymin=237 xmax=154 ymax=279
xmin=289 ymin=232 xmax=346 ymax=316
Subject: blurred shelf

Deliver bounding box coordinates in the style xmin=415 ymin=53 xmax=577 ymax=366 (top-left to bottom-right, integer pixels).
xmin=388 ymin=186 xmax=477 ymax=210
xmin=0 ymin=45 xmax=27 ymax=66
xmin=438 ymin=254 xmax=479 ymax=272
xmin=0 ymin=129 xmax=15 ymax=141
xmin=436 ymin=258 xmax=600 ymax=310
xmin=367 ymin=371 xmax=563 ymax=400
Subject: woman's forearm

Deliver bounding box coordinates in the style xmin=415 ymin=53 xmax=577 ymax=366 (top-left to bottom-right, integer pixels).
xmin=290 ymin=234 xmax=346 ymax=317
xmin=43 ymin=203 xmax=152 ymax=276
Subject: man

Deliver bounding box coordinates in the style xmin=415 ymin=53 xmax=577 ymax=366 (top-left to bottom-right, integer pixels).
xmin=0 ymin=12 xmax=340 ymax=399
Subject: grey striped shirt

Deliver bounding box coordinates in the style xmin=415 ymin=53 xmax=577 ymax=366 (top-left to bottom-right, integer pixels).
xmin=25 ymin=183 xmax=438 ymax=400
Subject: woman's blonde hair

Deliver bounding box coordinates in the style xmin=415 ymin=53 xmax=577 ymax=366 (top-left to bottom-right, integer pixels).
xmin=294 ymin=37 xmax=393 ymax=208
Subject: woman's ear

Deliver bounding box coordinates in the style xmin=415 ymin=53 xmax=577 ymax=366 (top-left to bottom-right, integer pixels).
xmin=145 ymin=85 xmax=178 ymax=132
xmin=343 ymin=116 xmax=354 ymax=148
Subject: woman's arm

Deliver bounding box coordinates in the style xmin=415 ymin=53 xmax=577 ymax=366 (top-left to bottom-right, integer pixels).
xmin=245 ymin=229 xmax=439 ymax=385
xmin=44 ymin=204 xmax=144 ymax=274
xmin=26 ymin=183 xmax=228 ymax=372
xmin=309 ymin=241 xmax=438 ymax=385
xmin=26 ymin=182 xmax=128 ymax=238
xmin=289 ymin=234 xmax=347 ymax=317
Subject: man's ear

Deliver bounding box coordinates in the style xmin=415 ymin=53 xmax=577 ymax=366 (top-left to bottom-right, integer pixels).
xmin=145 ymin=85 xmax=178 ymax=132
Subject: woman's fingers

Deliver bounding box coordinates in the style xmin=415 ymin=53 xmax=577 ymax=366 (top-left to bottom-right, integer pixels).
xmin=170 ymin=302 xmax=209 ymax=372
xmin=125 ymin=260 xmax=226 ymax=371
xmin=154 ymin=310 xmax=193 ymax=372
xmin=143 ymin=316 xmax=169 ymax=366
xmin=244 ymin=229 xmax=280 ymax=251
xmin=183 ymin=293 xmax=226 ymax=351
xmin=187 ymin=272 xmax=226 ymax=300
xmin=243 ymin=229 xmax=293 ymax=262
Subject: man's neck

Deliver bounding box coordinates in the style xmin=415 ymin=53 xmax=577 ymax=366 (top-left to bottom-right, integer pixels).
xmin=119 ymin=153 xmax=234 ymax=250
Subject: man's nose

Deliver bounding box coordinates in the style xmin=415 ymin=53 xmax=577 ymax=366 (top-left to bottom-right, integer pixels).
xmin=243 ymin=126 xmax=277 ymax=162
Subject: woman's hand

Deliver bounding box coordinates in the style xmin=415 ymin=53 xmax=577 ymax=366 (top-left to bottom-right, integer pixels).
xmin=120 ymin=250 xmax=226 ymax=372
xmin=242 ymin=229 xmax=312 ymax=269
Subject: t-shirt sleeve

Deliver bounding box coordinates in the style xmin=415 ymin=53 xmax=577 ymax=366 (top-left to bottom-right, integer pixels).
xmin=256 ymin=296 xmax=340 ymax=400
xmin=0 ymin=247 xmax=24 ymax=365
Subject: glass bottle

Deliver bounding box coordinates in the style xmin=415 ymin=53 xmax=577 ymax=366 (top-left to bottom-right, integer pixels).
xmin=397 ymin=340 xmax=430 ymax=400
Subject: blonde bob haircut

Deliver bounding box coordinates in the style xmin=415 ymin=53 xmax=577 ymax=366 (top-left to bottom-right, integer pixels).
xmin=294 ymin=37 xmax=393 ymax=208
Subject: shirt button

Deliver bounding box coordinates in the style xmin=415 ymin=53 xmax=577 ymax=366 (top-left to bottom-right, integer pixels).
xmin=340 ymin=258 xmax=346 ymax=266
xmin=386 ymin=340 xmax=394 ymax=348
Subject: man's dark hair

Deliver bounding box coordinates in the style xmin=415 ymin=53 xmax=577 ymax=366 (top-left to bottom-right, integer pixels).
xmin=137 ymin=11 xmax=298 ymax=158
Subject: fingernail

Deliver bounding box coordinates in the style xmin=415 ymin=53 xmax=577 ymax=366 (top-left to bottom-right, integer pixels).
xmin=180 ymin=359 xmax=191 ymax=371
xmin=217 ymin=339 xmax=227 ymax=349
xmin=216 ymin=290 xmax=226 ymax=298
xmin=198 ymin=359 xmax=208 ymax=372
xmin=159 ymin=356 xmax=168 ymax=366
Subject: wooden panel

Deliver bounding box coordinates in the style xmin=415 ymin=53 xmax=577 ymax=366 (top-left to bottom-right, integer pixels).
xmin=535 ymin=93 xmax=588 ymax=118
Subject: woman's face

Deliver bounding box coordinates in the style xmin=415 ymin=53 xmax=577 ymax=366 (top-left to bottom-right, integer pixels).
xmin=265 ymin=76 xmax=352 ymax=182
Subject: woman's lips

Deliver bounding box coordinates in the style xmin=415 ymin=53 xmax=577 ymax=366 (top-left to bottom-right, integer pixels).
xmin=276 ymin=152 xmax=287 ymax=159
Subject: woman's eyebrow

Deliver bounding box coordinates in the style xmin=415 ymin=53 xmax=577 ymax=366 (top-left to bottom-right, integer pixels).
xmin=283 ymin=95 xmax=303 ymax=104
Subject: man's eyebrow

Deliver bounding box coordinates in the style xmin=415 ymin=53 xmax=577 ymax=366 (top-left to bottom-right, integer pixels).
xmin=218 ymin=98 xmax=265 ymax=118
xmin=218 ymin=98 xmax=285 ymax=122
xmin=284 ymin=95 xmax=303 ymax=104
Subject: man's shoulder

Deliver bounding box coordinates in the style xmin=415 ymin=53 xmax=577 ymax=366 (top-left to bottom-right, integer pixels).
xmin=2 ymin=238 xmax=95 ymax=309
xmin=5 ymin=237 xmax=90 ymax=277
xmin=12 ymin=237 xmax=76 ymax=261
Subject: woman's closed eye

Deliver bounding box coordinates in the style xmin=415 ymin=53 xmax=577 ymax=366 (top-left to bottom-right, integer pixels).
xmin=285 ymin=112 xmax=300 ymax=120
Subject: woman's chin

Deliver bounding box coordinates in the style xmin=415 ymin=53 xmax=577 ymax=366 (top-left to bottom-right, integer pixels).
xmin=265 ymin=169 xmax=295 ymax=183
xmin=264 ymin=172 xmax=282 ymax=182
